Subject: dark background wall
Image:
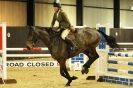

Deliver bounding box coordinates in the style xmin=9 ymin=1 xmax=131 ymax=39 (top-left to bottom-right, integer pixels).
xmin=110 ymin=28 xmax=133 ymax=42
xmin=110 ymin=28 xmax=133 ymax=48
xmin=7 ymin=27 xmax=49 ymax=54
xmin=7 ymin=27 xmax=133 ymax=48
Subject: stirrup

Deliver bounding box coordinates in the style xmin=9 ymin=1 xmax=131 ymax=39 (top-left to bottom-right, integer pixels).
xmin=71 ymin=46 xmax=78 ymax=51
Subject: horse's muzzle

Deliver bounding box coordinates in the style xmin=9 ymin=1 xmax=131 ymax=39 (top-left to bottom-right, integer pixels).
xmin=26 ymin=41 xmax=34 ymax=50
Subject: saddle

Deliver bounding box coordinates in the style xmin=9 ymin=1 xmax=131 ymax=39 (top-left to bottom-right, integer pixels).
xmin=67 ymin=28 xmax=77 ymax=40
xmin=68 ymin=26 xmax=87 ymax=40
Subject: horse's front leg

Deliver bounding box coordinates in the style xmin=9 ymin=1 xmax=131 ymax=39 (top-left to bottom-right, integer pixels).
xmin=58 ymin=60 xmax=78 ymax=86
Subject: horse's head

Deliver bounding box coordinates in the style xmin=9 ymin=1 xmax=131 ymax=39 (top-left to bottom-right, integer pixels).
xmin=26 ymin=26 xmax=53 ymax=50
xmin=26 ymin=26 xmax=38 ymax=50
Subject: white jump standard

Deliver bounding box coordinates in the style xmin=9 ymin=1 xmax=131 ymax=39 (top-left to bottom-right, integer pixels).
xmin=0 ymin=23 xmax=16 ymax=84
xmin=96 ymin=27 xmax=133 ymax=86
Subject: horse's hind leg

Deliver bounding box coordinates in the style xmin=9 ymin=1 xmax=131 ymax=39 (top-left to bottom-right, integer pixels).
xmin=82 ymin=48 xmax=99 ymax=74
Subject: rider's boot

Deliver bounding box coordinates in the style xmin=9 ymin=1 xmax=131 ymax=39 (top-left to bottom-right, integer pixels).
xmin=65 ymin=36 xmax=78 ymax=51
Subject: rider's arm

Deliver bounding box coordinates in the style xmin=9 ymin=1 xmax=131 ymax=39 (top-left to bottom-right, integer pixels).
xmin=51 ymin=13 xmax=56 ymax=28
xmin=62 ymin=12 xmax=71 ymax=27
xmin=62 ymin=12 xmax=76 ymax=32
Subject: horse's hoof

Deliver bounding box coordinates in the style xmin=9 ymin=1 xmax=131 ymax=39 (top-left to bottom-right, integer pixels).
xmin=81 ymin=67 xmax=89 ymax=74
xmin=85 ymin=69 xmax=89 ymax=74
xmin=65 ymin=84 xmax=70 ymax=87
xmin=71 ymin=76 xmax=78 ymax=80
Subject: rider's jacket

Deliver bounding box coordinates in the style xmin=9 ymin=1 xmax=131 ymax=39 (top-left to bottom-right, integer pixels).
xmin=51 ymin=9 xmax=71 ymax=29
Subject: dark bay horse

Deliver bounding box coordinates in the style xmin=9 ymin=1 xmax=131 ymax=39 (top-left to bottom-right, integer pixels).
xmin=26 ymin=26 xmax=118 ymax=86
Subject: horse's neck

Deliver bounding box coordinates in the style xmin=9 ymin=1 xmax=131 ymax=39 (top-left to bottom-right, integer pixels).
xmin=38 ymin=29 xmax=52 ymax=49
xmin=40 ymin=31 xmax=63 ymax=52
xmin=38 ymin=29 xmax=70 ymax=58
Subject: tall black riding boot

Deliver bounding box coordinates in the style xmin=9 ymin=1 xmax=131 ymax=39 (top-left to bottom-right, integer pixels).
xmin=65 ymin=37 xmax=78 ymax=51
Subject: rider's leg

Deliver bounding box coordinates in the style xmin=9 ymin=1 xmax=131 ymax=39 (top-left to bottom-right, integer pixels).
xmin=65 ymin=36 xmax=78 ymax=50
xmin=61 ymin=29 xmax=78 ymax=50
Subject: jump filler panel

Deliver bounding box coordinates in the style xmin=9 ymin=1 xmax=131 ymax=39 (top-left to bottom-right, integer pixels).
xmin=70 ymin=53 xmax=85 ymax=71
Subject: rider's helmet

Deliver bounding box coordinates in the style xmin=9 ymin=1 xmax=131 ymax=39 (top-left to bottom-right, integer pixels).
xmin=53 ymin=0 xmax=61 ymax=8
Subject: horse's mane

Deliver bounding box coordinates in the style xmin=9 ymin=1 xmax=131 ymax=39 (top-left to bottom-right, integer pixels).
xmin=36 ymin=27 xmax=64 ymax=43
xmin=45 ymin=27 xmax=64 ymax=40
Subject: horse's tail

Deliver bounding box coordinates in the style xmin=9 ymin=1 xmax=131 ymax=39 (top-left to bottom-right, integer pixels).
xmin=98 ymin=30 xmax=119 ymax=48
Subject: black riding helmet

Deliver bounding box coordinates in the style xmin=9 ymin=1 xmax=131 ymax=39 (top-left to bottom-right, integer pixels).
xmin=53 ymin=0 xmax=61 ymax=8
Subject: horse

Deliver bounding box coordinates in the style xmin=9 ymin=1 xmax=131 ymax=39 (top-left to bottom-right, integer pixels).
xmin=26 ymin=26 xmax=119 ymax=86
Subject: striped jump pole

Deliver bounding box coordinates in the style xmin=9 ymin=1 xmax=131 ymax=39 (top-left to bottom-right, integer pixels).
xmin=108 ymin=60 xmax=133 ymax=66
xmin=6 ymin=48 xmax=51 ymax=57
xmin=108 ymin=52 xmax=133 ymax=57
xmin=107 ymin=68 xmax=133 ymax=75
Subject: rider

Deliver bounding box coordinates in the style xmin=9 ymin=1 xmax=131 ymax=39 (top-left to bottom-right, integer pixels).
xmin=51 ymin=0 xmax=77 ymax=51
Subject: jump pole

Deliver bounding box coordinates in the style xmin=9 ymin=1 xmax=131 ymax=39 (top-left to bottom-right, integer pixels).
xmin=6 ymin=47 xmax=51 ymax=57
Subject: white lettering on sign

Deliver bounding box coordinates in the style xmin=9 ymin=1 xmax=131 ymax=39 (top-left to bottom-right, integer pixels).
xmin=7 ymin=61 xmax=59 ymax=67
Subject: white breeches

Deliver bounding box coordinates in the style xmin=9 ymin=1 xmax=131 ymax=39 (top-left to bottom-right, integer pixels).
xmin=61 ymin=29 xmax=70 ymax=40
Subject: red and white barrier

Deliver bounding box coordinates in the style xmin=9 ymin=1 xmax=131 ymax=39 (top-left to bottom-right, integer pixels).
xmin=6 ymin=47 xmax=51 ymax=57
